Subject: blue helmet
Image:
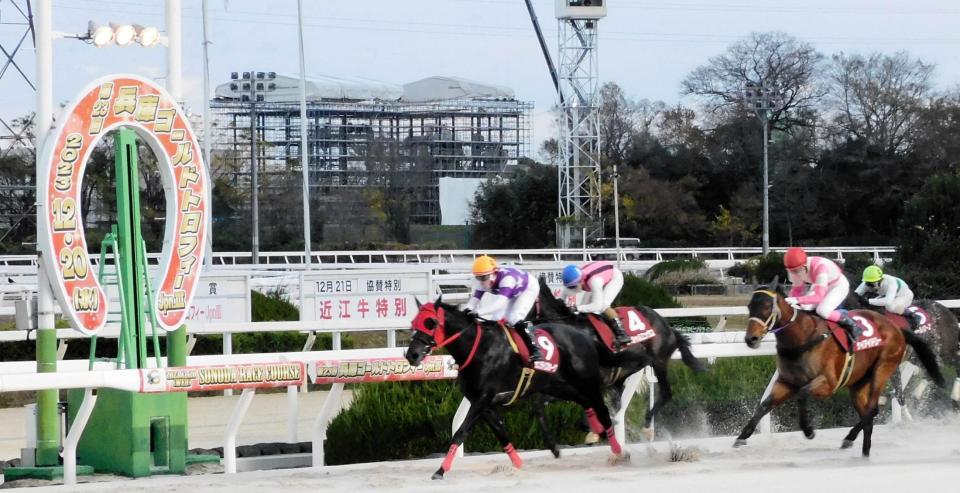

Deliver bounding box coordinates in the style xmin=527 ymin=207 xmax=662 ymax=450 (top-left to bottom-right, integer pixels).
xmin=562 ymin=265 xmax=583 ymax=287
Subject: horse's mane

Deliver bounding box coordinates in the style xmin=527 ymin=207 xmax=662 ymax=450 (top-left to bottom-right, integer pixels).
xmin=536 ymin=276 xmax=575 ymax=319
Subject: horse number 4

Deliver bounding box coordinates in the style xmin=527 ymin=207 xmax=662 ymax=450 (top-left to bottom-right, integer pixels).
xmin=627 ymin=310 xmax=645 ymax=332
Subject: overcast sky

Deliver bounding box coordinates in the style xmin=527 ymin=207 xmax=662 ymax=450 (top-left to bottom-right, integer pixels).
xmin=3 ymin=0 xmax=960 ymax=157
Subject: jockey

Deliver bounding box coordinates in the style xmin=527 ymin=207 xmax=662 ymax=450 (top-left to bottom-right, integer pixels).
xmin=464 ymin=255 xmax=543 ymax=363
xmin=783 ymin=247 xmax=864 ymax=350
xmin=560 ymin=261 xmax=631 ymax=348
xmin=856 ymin=265 xmax=922 ymax=331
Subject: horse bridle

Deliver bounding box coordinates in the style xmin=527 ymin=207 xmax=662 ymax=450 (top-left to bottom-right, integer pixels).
xmin=410 ymin=304 xmax=483 ymax=370
xmin=748 ymin=289 xmax=798 ymax=337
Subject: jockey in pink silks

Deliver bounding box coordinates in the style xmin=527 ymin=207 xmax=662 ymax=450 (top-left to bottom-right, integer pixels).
xmin=783 ymin=247 xmax=864 ymax=352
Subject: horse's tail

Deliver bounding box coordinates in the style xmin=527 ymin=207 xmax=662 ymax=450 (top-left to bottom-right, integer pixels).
xmin=902 ymin=328 xmax=946 ymax=388
xmin=674 ymin=328 xmax=707 ymax=373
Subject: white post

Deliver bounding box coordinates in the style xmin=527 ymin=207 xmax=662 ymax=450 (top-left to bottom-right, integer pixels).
xmin=63 ymin=389 xmax=97 ymax=486
xmin=165 ymin=0 xmax=182 ymax=102
xmin=615 ymin=371 xmax=644 ymax=444
xmin=223 ymin=333 xmax=233 ymax=396
xmin=297 ymin=0 xmax=312 ymax=268
xmin=758 ymin=370 xmax=778 ymax=435
xmin=287 ymin=384 xmax=299 ymax=443
xmin=312 ymin=382 xmax=344 ymax=467
xmin=451 ymin=397 xmax=471 ymax=458
xmin=224 ymin=388 xmax=256 ymax=474
xmin=201 ymin=0 xmax=214 ymax=266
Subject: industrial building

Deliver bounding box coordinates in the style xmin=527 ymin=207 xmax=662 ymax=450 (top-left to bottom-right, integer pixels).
xmin=209 ymin=73 xmax=532 ymax=229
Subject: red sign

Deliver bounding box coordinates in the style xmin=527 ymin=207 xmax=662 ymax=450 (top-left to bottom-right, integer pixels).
xmin=38 ymin=75 xmax=208 ymax=334
xmin=311 ymin=355 xmax=457 ymax=384
xmin=140 ymin=362 xmax=306 ymax=393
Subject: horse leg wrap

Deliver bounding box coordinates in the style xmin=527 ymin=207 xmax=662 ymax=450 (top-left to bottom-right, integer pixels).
xmin=441 ymin=444 xmax=459 ymax=472
xmin=504 ymin=443 xmax=523 ymax=468
xmin=585 ymin=408 xmax=605 ymax=434
xmin=606 ymin=427 xmax=622 ymax=455
xmin=951 ymin=378 xmax=960 ymax=401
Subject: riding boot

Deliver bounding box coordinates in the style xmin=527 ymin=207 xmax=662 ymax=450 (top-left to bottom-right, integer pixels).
xmin=837 ymin=315 xmax=863 ymax=352
xmin=904 ymin=311 xmax=921 ymax=332
xmin=605 ymin=314 xmax=632 ymax=348
xmin=514 ymin=321 xmax=543 ymax=363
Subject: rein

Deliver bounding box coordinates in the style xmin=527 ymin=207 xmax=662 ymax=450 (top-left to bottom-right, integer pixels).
xmin=750 ymin=289 xmax=828 ymax=357
xmin=423 ymin=307 xmax=483 ymax=371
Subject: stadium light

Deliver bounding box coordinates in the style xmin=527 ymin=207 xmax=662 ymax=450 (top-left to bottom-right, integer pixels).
xmin=136 ymin=24 xmax=160 ymax=47
xmin=111 ymin=22 xmax=136 ymax=46
xmin=83 ymin=21 xmax=164 ymax=48
xmin=87 ymin=21 xmax=114 ymax=47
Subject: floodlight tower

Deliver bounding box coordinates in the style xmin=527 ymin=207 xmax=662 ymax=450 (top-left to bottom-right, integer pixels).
xmin=555 ymin=0 xmax=606 ymax=248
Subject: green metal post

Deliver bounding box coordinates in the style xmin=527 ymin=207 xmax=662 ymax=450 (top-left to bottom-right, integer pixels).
xmin=35 ymin=326 xmax=59 ymax=465
xmin=167 ymin=325 xmax=187 ymax=367
xmin=114 ymin=129 xmax=146 ymax=368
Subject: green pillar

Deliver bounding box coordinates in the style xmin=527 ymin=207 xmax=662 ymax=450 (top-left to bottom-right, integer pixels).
xmin=167 ymin=325 xmax=187 ymax=367
xmin=35 ymin=326 xmax=59 ymax=466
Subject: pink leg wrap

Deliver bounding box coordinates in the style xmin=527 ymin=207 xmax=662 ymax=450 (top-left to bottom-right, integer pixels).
xmin=504 ymin=443 xmax=523 ymax=468
xmin=606 ymin=427 xmax=622 ymax=455
xmin=585 ymin=408 xmax=605 ymax=434
xmin=441 ymin=444 xmax=459 ymax=472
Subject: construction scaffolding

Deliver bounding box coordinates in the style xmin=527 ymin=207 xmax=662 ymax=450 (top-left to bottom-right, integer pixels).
xmin=208 ymin=96 xmax=532 ymax=226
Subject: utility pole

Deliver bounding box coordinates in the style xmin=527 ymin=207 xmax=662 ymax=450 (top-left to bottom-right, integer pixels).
xmin=744 ymin=81 xmax=778 ymax=256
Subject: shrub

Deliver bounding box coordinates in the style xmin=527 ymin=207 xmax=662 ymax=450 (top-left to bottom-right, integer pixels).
xmin=645 ymin=258 xmax=709 ymax=282
xmin=754 ymin=252 xmax=786 ymax=285
xmin=615 ymin=274 xmax=680 ymax=308
xmin=323 ymin=380 xmax=586 ymax=465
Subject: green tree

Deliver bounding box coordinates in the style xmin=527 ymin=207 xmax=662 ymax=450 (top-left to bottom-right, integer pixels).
xmin=469 ymin=162 xmax=557 ymax=248
xmin=895 ymin=173 xmax=960 ymax=297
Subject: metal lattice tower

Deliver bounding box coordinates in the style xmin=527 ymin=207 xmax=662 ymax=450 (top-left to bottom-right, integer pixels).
xmin=0 ymin=0 xmax=35 ymax=157
xmin=556 ymin=2 xmax=604 ymax=248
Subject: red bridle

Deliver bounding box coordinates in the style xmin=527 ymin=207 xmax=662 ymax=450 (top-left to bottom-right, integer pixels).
xmin=410 ymin=303 xmax=482 ymax=371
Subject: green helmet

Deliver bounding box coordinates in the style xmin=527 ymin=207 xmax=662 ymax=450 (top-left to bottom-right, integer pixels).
xmin=862 ymin=265 xmax=883 ymax=283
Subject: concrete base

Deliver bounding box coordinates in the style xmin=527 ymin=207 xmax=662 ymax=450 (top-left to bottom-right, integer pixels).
xmin=2 ymin=465 xmax=94 ymax=481
xmin=235 ymin=452 xmax=311 ymax=472
xmin=186 ymin=454 xmax=221 ymax=466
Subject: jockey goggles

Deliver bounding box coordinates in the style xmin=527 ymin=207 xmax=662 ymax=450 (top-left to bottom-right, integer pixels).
xmin=474 ymin=274 xmax=492 ymax=282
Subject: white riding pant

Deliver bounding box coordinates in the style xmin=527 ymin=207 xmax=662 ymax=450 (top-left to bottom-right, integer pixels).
xmin=813 ymin=276 xmax=850 ymax=321
xmin=488 ymin=279 xmax=540 ymax=325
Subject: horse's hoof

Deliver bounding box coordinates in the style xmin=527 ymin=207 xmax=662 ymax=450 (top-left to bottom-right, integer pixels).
xmin=642 ymin=427 xmax=654 ymax=441
xmin=584 ymin=431 xmax=600 ymax=445
xmin=432 ymin=469 xmax=445 ymax=480
xmin=551 ymin=446 xmax=561 ymax=459
xmin=733 ymin=439 xmax=748 ymax=448
xmin=803 ymin=429 xmax=816 ymax=440
xmin=841 ymin=439 xmax=854 ymax=449
xmin=607 ymin=451 xmax=631 ymax=465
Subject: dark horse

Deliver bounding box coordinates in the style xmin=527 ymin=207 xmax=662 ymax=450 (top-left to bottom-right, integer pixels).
xmin=735 ymin=282 xmax=944 ymax=457
xmin=531 ymin=278 xmax=707 ymax=437
xmin=405 ymin=299 xmax=651 ymax=479
xmin=844 ymin=291 xmax=960 ymax=412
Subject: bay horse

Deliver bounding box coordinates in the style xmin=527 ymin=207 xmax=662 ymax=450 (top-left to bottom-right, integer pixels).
xmin=844 ymin=292 xmax=960 ymax=413
xmin=405 ymin=299 xmax=650 ymax=479
xmin=735 ymin=281 xmax=944 ymax=457
xmin=531 ymin=277 xmax=706 ymax=436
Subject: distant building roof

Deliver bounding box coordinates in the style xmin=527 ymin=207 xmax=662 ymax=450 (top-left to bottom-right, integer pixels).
xmin=402 ymin=76 xmax=515 ymax=102
xmin=214 ymin=74 xmax=516 ymax=103
xmin=214 ymin=73 xmax=403 ymax=102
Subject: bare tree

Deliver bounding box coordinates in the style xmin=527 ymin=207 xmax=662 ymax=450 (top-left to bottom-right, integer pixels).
xmin=681 ymin=31 xmax=825 ymax=129
xmin=825 ymin=51 xmax=933 ymax=154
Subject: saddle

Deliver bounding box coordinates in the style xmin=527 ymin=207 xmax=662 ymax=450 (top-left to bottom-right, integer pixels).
xmin=825 ymin=314 xmax=884 ymax=353
xmin=500 ymin=323 xmax=559 ymax=373
xmin=882 ymin=306 xmax=931 ymax=334
xmin=586 ymin=307 xmax=656 ymax=352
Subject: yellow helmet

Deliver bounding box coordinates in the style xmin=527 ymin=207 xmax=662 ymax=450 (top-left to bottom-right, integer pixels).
xmin=862 ymin=265 xmax=883 ymax=283
xmin=472 ymin=255 xmax=497 ymax=276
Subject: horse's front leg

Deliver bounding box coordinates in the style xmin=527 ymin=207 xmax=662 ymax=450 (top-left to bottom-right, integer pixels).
xmin=734 ymin=380 xmax=795 ymax=447
xmin=433 ymin=396 xmax=491 ymax=480
xmin=482 ymin=408 xmax=525 ymax=468
xmin=532 ymin=396 xmax=561 ymax=458
xmin=797 ymin=395 xmax=815 ymax=440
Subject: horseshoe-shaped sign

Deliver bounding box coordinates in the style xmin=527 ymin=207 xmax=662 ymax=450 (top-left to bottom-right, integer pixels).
xmin=38 ymin=74 xmax=208 ymax=335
